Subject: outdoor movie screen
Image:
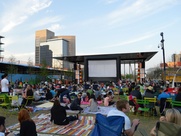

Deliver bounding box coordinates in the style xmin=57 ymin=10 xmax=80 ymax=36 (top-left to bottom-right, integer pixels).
xmin=88 ymin=60 xmax=117 ymax=77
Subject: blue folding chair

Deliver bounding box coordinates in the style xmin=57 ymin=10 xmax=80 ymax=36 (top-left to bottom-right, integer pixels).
xmin=90 ymin=113 xmax=125 ymax=136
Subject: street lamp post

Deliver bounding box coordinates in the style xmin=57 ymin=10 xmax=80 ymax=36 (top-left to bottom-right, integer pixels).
xmin=160 ymin=32 xmax=166 ymax=82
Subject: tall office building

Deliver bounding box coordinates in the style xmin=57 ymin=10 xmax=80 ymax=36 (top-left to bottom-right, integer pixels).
xmin=172 ymin=53 xmax=181 ymax=64
xmin=0 ymin=36 xmax=4 ymax=61
xmin=40 ymin=45 xmax=52 ymax=67
xmin=35 ymin=29 xmax=76 ymax=70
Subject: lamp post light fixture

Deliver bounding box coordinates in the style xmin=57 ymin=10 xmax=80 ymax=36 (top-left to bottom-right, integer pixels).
xmin=160 ymin=32 xmax=166 ymax=82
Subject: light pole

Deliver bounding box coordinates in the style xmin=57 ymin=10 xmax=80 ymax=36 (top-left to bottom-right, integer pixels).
xmin=160 ymin=32 xmax=166 ymax=82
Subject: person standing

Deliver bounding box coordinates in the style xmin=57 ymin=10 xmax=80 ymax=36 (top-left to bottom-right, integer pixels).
xmin=0 ymin=74 xmax=9 ymax=94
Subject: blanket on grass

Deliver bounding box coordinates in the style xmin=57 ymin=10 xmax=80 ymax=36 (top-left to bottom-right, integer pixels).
xmin=34 ymin=102 xmax=88 ymax=112
xmin=7 ymin=113 xmax=95 ymax=136
xmin=83 ymin=106 xmax=116 ymax=115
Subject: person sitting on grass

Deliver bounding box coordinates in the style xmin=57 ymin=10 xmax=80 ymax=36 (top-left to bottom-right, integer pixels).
xmin=89 ymin=94 xmax=98 ymax=112
xmin=45 ymin=88 xmax=53 ymax=101
xmin=62 ymin=95 xmax=70 ymax=105
xmin=107 ymin=100 xmax=140 ymax=136
xmin=0 ymin=116 xmax=15 ymax=136
xmin=50 ymin=99 xmax=78 ymax=125
xmin=18 ymin=109 xmax=37 ymax=136
xmin=150 ymin=108 xmax=181 ymax=136
xmin=104 ymin=91 xmax=114 ymax=106
xmin=70 ymin=92 xmax=83 ymax=111
xmin=83 ymin=92 xmax=90 ymax=102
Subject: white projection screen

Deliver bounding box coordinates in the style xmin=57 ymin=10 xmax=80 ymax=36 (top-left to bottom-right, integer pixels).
xmin=88 ymin=60 xmax=117 ymax=77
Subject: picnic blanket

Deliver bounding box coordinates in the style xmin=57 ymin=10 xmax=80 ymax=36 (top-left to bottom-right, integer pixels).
xmin=81 ymin=101 xmax=102 ymax=105
xmin=7 ymin=113 xmax=95 ymax=136
xmin=83 ymin=106 xmax=116 ymax=115
xmin=34 ymin=102 xmax=88 ymax=113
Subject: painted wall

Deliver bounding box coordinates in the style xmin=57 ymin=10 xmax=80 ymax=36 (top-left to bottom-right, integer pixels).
xmin=0 ymin=73 xmax=38 ymax=83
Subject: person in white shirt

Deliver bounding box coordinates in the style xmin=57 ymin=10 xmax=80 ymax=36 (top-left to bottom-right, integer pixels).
xmin=0 ymin=74 xmax=9 ymax=93
xmin=107 ymin=100 xmax=140 ymax=136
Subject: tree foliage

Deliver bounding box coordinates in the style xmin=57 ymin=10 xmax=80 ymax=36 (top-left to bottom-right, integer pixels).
xmin=39 ymin=59 xmax=49 ymax=81
xmin=27 ymin=57 xmax=34 ymax=74
xmin=146 ymin=67 xmax=162 ymax=79
xmin=6 ymin=55 xmax=18 ymax=82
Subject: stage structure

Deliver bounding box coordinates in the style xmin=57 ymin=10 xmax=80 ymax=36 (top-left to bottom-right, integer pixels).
xmin=53 ymin=52 xmax=157 ymax=83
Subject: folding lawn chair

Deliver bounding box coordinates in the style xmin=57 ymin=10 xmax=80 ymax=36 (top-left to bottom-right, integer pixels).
xmin=156 ymin=121 xmax=181 ymax=136
xmin=90 ymin=113 xmax=125 ymax=136
xmin=138 ymin=128 xmax=149 ymax=136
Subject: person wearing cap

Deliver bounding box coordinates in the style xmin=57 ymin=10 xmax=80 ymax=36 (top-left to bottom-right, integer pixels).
xmin=130 ymin=86 xmax=142 ymax=100
xmin=144 ymin=86 xmax=155 ymax=98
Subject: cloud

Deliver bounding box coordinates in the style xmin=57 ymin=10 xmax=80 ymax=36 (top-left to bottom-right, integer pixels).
xmin=32 ymin=16 xmax=62 ymax=28
xmin=95 ymin=32 xmax=156 ymax=49
xmin=96 ymin=20 xmax=177 ymax=49
xmin=3 ymin=51 xmax=35 ymax=64
xmin=0 ymin=0 xmax=52 ymax=33
xmin=103 ymin=0 xmax=119 ymax=4
xmin=48 ymin=24 xmax=64 ymax=32
xmin=107 ymin=0 xmax=180 ymax=26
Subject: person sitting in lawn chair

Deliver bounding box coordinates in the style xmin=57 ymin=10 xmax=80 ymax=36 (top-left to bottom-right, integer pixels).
xmin=150 ymin=108 xmax=181 ymax=136
xmin=20 ymin=84 xmax=34 ymax=109
xmin=107 ymin=100 xmax=140 ymax=136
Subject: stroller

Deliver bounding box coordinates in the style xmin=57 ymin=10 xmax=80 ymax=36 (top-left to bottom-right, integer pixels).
xmin=90 ymin=113 xmax=125 ymax=136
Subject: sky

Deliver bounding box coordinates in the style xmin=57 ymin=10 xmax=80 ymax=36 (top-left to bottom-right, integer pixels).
xmin=0 ymin=0 xmax=181 ymax=71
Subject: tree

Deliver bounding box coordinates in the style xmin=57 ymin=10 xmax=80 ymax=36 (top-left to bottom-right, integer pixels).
xmin=6 ymin=55 xmax=18 ymax=83
xmin=27 ymin=57 xmax=36 ymax=84
xmin=39 ymin=59 xmax=49 ymax=81
xmin=146 ymin=67 xmax=162 ymax=79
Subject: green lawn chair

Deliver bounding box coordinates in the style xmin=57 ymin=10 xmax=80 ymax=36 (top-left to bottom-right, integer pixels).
xmin=171 ymin=100 xmax=181 ymax=113
xmin=136 ymin=99 xmax=150 ymax=116
xmin=120 ymin=95 xmax=128 ymax=100
xmin=0 ymin=94 xmax=10 ymax=108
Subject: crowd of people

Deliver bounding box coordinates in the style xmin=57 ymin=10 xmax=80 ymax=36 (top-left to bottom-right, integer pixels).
xmin=1 ymin=74 xmax=181 ymax=136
